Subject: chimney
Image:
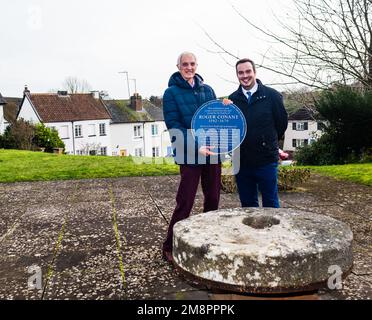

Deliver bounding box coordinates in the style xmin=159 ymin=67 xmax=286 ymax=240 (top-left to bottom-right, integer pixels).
xmin=57 ymin=91 xmax=69 ymax=96
xmin=90 ymin=90 xmax=100 ymax=99
xmin=24 ymin=85 xmax=30 ymax=95
xmin=130 ymin=93 xmax=143 ymax=111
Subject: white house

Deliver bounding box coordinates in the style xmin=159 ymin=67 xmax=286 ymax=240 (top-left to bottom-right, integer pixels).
xmin=17 ymin=87 xmax=112 ymax=155
xmin=283 ymin=107 xmax=326 ymax=152
xmin=0 ymin=93 xmax=6 ymax=135
xmin=105 ymin=93 xmax=171 ymax=157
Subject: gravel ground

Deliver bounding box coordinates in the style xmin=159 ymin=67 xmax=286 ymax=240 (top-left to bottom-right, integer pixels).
xmin=0 ymin=173 xmax=370 ymax=300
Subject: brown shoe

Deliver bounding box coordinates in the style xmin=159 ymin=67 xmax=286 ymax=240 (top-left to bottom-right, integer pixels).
xmin=162 ymin=250 xmax=173 ymax=263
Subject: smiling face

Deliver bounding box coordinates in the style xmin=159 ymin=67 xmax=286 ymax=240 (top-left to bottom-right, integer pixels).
xmin=236 ymin=61 xmax=257 ymax=90
xmin=177 ymin=53 xmax=197 ymax=84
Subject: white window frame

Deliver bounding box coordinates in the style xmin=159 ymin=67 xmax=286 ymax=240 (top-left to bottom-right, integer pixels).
xmin=294 ymin=139 xmax=309 ymax=148
xmin=152 ymin=146 xmax=160 ymax=157
xmin=134 ymin=148 xmax=143 ymax=157
xmin=100 ymin=146 xmax=107 ymax=156
xmin=75 ymin=125 xmax=82 ymax=138
xmin=88 ymin=124 xmax=96 ymax=137
xmin=134 ymin=125 xmax=142 ymax=138
xmin=99 ymin=123 xmax=106 ymax=136
xmin=60 ymin=125 xmax=70 ymax=139
xmin=151 ymin=124 xmax=158 ymax=136
xmin=296 ymin=122 xmax=305 ymax=131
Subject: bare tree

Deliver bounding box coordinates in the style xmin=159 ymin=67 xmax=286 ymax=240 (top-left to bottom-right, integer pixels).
xmin=63 ymin=76 xmax=92 ymax=94
xmin=79 ymin=142 xmax=102 ymax=156
xmin=204 ymin=0 xmax=372 ymax=89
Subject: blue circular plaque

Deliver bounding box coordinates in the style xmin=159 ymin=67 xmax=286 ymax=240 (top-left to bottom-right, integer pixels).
xmin=191 ymin=100 xmax=247 ymax=154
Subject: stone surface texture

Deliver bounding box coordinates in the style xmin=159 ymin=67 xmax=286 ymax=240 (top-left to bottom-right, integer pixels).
xmin=173 ymin=208 xmax=353 ymax=293
xmin=0 ymin=173 xmax=370 ymax=300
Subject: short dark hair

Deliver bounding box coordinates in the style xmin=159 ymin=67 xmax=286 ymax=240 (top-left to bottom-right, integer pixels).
xmin=235 ymin=58 xmax=256 ymax=73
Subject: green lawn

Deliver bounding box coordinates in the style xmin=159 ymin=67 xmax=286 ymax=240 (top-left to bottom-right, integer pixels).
xmin=1 ymin=149 xmax=371 ymax=186
xmin=306 ymin=163 xmax=372 ymax=186
xmin=0 ymin=149 xmax=179 ymax=183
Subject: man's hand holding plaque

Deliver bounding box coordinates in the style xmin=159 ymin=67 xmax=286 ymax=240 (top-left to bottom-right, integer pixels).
xmin=199 ymin=146 xmax=217 ymax=156
xmin=192 ymin=99 xmax=247 ymax=155
xmin=222 ymin=98 xmax=233 ymax=105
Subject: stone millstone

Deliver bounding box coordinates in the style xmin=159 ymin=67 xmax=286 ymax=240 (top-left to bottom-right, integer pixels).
xmin=173 ymin=208 xmax=353 ymax=294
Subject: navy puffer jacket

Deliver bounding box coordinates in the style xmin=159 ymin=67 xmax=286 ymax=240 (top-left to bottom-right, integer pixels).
xmin=163 ymin=72 xmax=217 ymax=165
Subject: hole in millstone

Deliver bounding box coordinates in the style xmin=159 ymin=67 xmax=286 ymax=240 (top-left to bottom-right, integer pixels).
xmin=242 ymin=216 xmax=280 ymax=229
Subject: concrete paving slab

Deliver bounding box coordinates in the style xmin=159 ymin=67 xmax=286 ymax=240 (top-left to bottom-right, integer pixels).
xmin=0 ymin=173 xmax=370 ymax=300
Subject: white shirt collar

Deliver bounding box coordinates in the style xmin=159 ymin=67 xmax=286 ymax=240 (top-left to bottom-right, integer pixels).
xmin=241 ymin=82 xmax=258 ymax=96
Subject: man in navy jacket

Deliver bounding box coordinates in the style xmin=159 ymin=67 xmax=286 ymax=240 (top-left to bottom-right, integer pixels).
xmin=228 ymin=58 xmax=288 ymax=208
xmin=162 ymin=52 xmax=221 ymax=262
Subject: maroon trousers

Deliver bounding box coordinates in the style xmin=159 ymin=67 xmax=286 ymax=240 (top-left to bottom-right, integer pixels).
xmin=163 ymin=164 xmax=221 ymax=252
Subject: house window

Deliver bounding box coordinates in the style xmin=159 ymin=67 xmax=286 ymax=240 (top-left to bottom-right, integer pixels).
xmin=100 ymin=147 xmax=107 ymax=156
xmin=134 ymin=125 xmax=142 ymax=138
xmin=135 ymin=148 xmax=143 ymax=157
xmin=75 ymin=125 xmax=82 ymax=137
xmin=88 ymin=124 xmax=96 ymax=137
xmin=76 ymin=150 xmax=84 ymax=155
xmin=60 ymin=125 xmax=69 ymax=139
xmin=151 ymin=124 xmax=158 ymax=136
xmin=293 ymin=139 xmax=309 ymax=148
xmin=152 ymin=147 xmax=160 ymax=157
xmin=99 ymin=123 xmax=106 ymax=136
xmin=293 ymin=122 xmax=308 ymax=131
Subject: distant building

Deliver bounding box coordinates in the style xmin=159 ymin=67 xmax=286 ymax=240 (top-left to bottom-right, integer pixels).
xmin=15 ymin=87 xmax=172 ymax=157
xmin=17 ymin=87 xmax=112 ymax=155
xmin=283 ymin=107 xmax=326 ymax=152
xmin=105 ymin=93 xmax=171 ymax=157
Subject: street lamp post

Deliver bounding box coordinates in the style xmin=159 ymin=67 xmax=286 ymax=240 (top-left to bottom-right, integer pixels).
xmin=129 ymin=78 xmax=137 ymax=94
xmin=118 ymin=71 xmax=131 ymax=99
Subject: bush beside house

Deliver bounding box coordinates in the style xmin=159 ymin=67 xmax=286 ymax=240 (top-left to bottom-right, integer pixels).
xmin=0 ymin=119 xmax=65 ymax=152
xmin=221 ymin=166 xmax=311 ymax=193
xmin=295 ymin=86 xmax=372 ymax=165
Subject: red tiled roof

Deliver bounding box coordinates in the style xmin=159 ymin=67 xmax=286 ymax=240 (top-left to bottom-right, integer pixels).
xmin=28 ymin=93 xmax=111 ymax=122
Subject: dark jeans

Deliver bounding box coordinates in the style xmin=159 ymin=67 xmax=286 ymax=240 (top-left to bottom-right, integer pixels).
xmin=235 ymin=162 xmax=280 ymax=208
xmin=162 ymin=164 xmax=221 ymax=252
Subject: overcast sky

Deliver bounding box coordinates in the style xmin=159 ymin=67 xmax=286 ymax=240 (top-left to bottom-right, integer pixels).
xmin=0 ymin=0 xmax=290 ymax=99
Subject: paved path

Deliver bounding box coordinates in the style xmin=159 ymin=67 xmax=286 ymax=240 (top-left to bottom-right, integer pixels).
xmin=0 ymin=174 xmax=370 ymax=300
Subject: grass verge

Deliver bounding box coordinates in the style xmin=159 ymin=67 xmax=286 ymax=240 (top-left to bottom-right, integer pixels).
xmin=0 ymin=149 xmax=178 ymax=183
xmin=305 ymin=163 xmax=372 ymax=186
